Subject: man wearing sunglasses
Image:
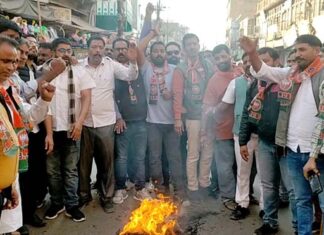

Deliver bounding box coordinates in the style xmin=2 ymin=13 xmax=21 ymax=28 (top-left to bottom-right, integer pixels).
xmin=166 ymin=42 xmax=181 ymax=66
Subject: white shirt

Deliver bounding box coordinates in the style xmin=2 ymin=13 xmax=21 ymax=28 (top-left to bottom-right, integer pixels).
xmin=251 ymin=62 xmax=318 ymax=152
xmin=222 ymin=78 xmax=236 ymax=104
xmin=2 ymin=80 xmax=50 ymax=127
xmin=49 ymin=65 xmax=96 ymax=131
xmin=81 ymin=57 xmax=138 ymax=128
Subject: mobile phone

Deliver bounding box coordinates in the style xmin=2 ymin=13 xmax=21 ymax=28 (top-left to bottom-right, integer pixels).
xmin=309 ymin=174 xmax=323 ymax=195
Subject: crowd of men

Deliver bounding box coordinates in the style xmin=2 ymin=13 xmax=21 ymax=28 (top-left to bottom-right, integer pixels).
xmin=1 ymin=2 xmax=324 ymax=235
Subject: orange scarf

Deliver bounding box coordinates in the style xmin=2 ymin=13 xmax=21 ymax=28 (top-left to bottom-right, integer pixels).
xmin=278 ymin=56 xmax=323 ymax=111
xmin=0 ymin=84 xmax=31 ymax=172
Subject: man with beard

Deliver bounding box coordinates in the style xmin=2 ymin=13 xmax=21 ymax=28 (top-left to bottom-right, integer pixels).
xmin=239 ymin=44 xmax=298 ymax=234
xmin=215 ymin=52 xmax=262 ymax=220
xmin=200 ymin=44 xmax=236 ymax=205
xmin=166 ymin=42 xmax=181 ymax=65
xmin=105 ymin=44 xmax=114 ymax=59
xmin=137 ymin=27 xmax=186 ymax=202
xmin=112 ymin=38 xmax=152 ymax=203
xmin=78 ymin=35 xmax=138 ymax=213
xmin=37 ymin=42 xmax=52 ymax=66
xmin=173 ymin=33 xmax=214 ymax=199
xmin=44 ymin=38 xmax=95 ymax=222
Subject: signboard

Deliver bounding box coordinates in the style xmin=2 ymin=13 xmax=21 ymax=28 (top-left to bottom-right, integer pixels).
xmin=49 ymin=6 xmax=71 ymax=23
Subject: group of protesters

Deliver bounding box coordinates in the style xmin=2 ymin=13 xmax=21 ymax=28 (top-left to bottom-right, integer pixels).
xmin=1 ymin=2 xmax=324 ymax=235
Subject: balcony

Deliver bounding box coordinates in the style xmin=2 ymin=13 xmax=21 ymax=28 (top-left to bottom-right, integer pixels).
xmin=257 ymin=0 xmax=285 ymax=12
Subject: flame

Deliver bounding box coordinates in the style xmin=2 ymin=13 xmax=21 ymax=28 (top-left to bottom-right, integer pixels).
xmin=120 ymin=194 xmax=178 ymax=235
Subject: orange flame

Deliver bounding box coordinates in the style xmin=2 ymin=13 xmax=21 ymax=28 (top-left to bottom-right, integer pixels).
xmin=120 ymin=194 xmax=178 ymax=235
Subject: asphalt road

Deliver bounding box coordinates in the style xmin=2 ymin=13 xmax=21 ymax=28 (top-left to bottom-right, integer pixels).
xmin=29 ymin=187 xmax=294 ymax=235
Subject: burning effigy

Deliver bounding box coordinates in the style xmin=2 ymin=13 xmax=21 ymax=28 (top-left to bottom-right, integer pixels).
xmin=119 ymin=194 xmax=179 ymax=235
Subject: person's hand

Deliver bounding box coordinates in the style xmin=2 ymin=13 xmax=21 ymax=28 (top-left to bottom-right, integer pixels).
xmin=114 ymin=118 xmax=127 ymax=134
xmin=70 ymin=122 xmax=83 ymax=141
xmin=70 ymin=56 xmax=79 ymax=66
xmin=45 ymin=134 xmax=54 ymax=155
xmin=49 ymin=58 xmax=66 ymax=76
xmin=3 ymin=188 xmax=19 ymax=210
xmin=240 ymin=145 xmax=249 ymax=161
xmin=145 ymin=3 xmax=155 ymax=18
xmin=174 ymin=119 xmax=184 ymax=135
xmin=39 ymin=81 xmax=56 ymax=102
xmin=239 ymin=36 xmax=258 ymax=54
xmin=127 ymin=44 xmax=138 ymax=63
xmin=303 ymin=157 xmax=319 ymax=179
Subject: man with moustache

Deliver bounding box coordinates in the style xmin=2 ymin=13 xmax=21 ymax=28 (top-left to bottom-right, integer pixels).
xmin=112 ymin=38 xmax=151 ymax=203
xmin=166 ymin=42 xmax=181 ymax=65
xmin=37 ymin=43 xmax=52 ymax=66
xmin=44 ymin=38 xmax=95 ymax=222
xmin=200 ymin=44 xmax=235 ymax=204
xmin=79 ymin=35 xmax=138 ymax=213
xmin=212 ymin=52 xmax=262 ymax=220
xmin=137 ymin=27 xmax=186 ymax=202
xmin=173 ymin=33 xmax=214 ymax=199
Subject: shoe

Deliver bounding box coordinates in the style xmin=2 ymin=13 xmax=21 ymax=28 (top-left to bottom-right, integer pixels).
xmin=230 ymin=205 xmax=250 ymax=220
xmin=25 ymin=214 xmax=46 ymax=227
xmin=65 ymin=206 xmax=86 ymax=222
xmin=126 ymin=180 xmax=135 ymax=191
xmin=254 ymin=224 xmax=278 ymax=235
xmin=44 ymin=204 xmax=65 ymax=220
xmin=279 ymin=199 xmax=289 ymax=208
xmin=259 ymin=210 xmax=265 ymax=219
xmin=17 ymin=225 xmax=29 ymax=235
xmin=134 ymin=188 xmax=153 ymax=201
xmin=36 ymin=200 xmax=45 ymax=209
xmin=101 ymin=198 xmax=114 ymax=214
xmin=223 ymin=199 xmax=238 ymax=211
xmin=312 ymin=221 xmax=321 ymax=233
xmin=145 ymin=182 xmax=155 ymax=193
xmin=79 ymin=198 xmax=92 ymax=208
xmin=112 ymin=189 xmax=128 ymax=204
xmin=249 ymin=195 xmax=260 ymax=205
xmin=91 ymin=181 xmax=98 ymax=190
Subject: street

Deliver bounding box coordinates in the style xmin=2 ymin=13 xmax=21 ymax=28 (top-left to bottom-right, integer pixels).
xmin=29 ymin=184 xmax=293 ymax=235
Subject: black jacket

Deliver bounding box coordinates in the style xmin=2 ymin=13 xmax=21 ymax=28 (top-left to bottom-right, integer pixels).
xmin=239 ymin=79 xmax=280 ymax=146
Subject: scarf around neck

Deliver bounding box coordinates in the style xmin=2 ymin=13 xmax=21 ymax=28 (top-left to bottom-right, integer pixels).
xmin=278 ymin=56 xmax=323 ymax=111
xmin=0 ymin=82 xmax=32 ymax=172
xmin=149 ymin=61 xmax=170 ymax=105
xmin=187 ymin=58 xmax=206 ymax=101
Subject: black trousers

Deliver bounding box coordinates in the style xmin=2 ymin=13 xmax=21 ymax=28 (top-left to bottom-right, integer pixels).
xmin=19 ymin=123 xmax=48 ymax=222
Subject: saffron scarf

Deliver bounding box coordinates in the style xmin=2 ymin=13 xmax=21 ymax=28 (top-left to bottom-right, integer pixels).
xmin=0 ymin=85 xmax=31 ymax=173
xmin=278 ymin=56 xmax=323 ymax=111
xmin=149 ymin=61 xmax=170 ymax=105
xmin=187 ymin=58 xmax=205 ymax=101
xmin=248 ymin=80 xmax=271 ymax=124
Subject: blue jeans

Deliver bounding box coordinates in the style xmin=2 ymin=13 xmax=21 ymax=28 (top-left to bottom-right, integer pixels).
xmin=287 ymin=150 xmax=324 ymax=235
xmin=47 ymin=131 xmax=79 ymax=209
xmin=214 ymin=139 xmax=236 ymax=200
xmin=258 ymin=140 xmax=297 ymax=230
xmin=115 ymin=121 xmax=147 ymax=190
xmin=147 ymin=123 xmax=186 ymax=198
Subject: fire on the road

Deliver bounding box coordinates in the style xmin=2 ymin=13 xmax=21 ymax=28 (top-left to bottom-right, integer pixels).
xmin=119 ymin=194 xmax=178 ymax=235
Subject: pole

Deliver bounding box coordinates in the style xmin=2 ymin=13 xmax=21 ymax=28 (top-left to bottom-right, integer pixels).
xmin=117 ymin=0 xmax=126 ymax=37
xmin=37 ymin=0 xmax=42 ymax=27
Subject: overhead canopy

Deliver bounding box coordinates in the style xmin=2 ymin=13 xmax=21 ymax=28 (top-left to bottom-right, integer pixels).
xmin=0 ymin=0 xmax=106 ymax=33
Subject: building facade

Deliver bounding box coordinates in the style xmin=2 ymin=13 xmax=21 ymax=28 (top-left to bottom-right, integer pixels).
xmin=96 ymin=0 xmax=140 ymax=33
xmin=226 ymin=0 xmax=259 ymax=60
